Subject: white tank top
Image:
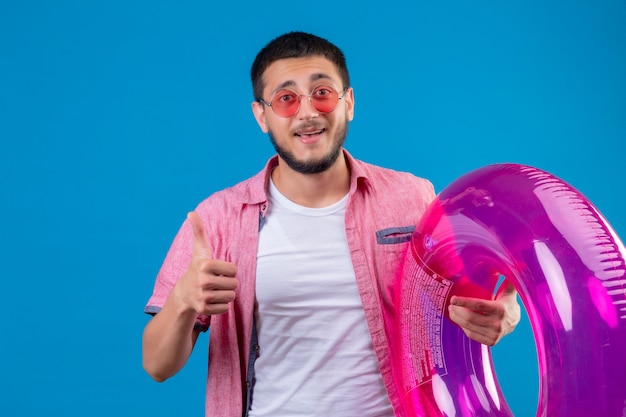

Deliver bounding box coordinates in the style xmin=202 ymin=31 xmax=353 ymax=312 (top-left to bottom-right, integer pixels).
xmin=250 ymin=179 xmax=394 ymax=417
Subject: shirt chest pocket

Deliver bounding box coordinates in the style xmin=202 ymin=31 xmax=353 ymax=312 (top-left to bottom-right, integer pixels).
xmin=376 ymin=226 xmax=416 ymax=247
xmin=374 ymin=226 xmax=416 ymax=294
xmin=375 ymin=225 xmax=416 ymax=265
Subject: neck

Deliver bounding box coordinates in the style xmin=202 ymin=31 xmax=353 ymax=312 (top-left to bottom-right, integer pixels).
xmin=271 ymin=153 xmax=350 ymax=208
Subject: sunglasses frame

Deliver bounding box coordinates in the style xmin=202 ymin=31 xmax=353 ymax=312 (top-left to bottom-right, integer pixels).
xmin=258 ymin=85 xmax=348 ymax=118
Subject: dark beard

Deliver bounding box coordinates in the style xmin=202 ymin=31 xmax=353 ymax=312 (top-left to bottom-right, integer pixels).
xmin=268 ymin=123 xmax=349 ymax=175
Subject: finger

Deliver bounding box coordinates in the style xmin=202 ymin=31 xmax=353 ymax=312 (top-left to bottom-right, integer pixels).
xmin=448 ymin=307 xmax=498 ymax=345
xmin=203 ymin=289 xmax=237 ymax=305
xmin=453 ymin=321 xmax=488 ymax=343
xmin=200 ymin=274 xmax=239 ymax=290
xmin=202 ymin=302 xmax=232 ymax=316
xmin=187 ymin=211 xmax=213 ymax=259
xmin=199 ymin=290 xmax=237 ymax=316
xmin=449 ymin=305 xmax=496 ymax=328
xmin=450 ymin=296 xmax=499 ymax=315
xmin=196 ymin=259 xmax=238 ymax=279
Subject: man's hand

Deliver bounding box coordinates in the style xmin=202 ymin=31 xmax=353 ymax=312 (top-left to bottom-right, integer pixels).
xmin=448 ymin=282 xmax=521 ymax=346
xmin=172 ymin=212 xmax=238 ymax=316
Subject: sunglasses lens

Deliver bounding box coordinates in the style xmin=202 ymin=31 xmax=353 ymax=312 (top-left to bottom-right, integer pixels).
xmin=271 ymin=90 xmax=299 ymax=117
xmin=310 ymin=86 xmax=339 ymax=113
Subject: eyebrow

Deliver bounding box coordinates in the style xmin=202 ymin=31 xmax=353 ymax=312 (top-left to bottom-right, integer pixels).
xmin=273 ymin=73 xmax=336 ymax=93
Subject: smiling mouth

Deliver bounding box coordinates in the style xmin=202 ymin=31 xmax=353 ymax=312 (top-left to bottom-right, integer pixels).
xmin=295 ymin=128 xmax=325 ymax=138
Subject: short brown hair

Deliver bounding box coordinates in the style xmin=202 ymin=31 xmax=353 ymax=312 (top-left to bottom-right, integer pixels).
xmin=251 ymin=31 xmax=350 ymax=102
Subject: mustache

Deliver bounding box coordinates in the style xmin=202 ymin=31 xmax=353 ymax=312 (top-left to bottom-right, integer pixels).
xmin=293 ymin=121 xmax=325 ymax=132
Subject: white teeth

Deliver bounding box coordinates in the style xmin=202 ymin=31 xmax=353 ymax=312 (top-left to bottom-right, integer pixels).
xmin=297 ymin=129 xmax=323 ymax=136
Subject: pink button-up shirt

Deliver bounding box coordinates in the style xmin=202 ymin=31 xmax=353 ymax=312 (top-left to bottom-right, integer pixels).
xmin=145 ymin=150 xmax=435 ymax=417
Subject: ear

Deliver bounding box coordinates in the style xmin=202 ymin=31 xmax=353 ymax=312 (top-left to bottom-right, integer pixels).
xmin=252 ymin=101 xmax=269 ymax=133
xmin=344 ymin=87 xmax=355 ymax=121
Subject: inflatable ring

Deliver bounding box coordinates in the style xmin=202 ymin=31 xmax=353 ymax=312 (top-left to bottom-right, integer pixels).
xmin=391 ymin=163 xmax=626 ymax=416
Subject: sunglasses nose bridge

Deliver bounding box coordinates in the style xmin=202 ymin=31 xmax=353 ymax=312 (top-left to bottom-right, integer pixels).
xmin=293 ymin=92 xmax=318 ymax=117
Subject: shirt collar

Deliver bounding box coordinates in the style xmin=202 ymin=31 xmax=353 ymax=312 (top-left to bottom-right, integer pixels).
xmin=241 ymin=148 xmax=371 ymax=205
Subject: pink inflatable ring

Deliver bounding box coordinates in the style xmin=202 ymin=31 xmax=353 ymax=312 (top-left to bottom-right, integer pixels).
xmin=391 ymin=163 xmax=626 ymax=417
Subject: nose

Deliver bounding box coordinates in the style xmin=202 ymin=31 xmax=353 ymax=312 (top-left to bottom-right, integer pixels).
xmin=296 ymin=95 xmax=319 ymax=119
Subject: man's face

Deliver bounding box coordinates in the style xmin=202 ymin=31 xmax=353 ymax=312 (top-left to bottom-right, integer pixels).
xmin=252 ymin=56 xmax=354 ymax=174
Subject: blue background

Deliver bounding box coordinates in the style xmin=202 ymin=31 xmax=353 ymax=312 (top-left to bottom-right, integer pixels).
xmin=1 ymin=1 xmax=624 ymax=415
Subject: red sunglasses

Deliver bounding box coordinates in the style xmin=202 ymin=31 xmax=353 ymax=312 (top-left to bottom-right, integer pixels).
xmin=259 ymin=85 xmax=348 ymax=118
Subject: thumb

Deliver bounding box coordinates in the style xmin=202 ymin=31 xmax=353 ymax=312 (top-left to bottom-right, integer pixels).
xmin=187 ymin=211 xmax=213 ymax=259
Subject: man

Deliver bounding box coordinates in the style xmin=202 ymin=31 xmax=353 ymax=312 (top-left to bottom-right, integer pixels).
xmin=143 ymin=31 xmax=521 ymax=417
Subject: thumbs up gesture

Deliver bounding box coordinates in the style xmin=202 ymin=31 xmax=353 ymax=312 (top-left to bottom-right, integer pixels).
xmin=173 ymin=212 xmax=238 ymax=316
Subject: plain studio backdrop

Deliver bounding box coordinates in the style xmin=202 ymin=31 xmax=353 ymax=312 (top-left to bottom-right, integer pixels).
xmin=1 ymin=1 xmax=624 ymax=415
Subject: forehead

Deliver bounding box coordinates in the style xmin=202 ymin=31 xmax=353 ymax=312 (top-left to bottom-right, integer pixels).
xmin=262 ymin=56 xmax=342 ymax=94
